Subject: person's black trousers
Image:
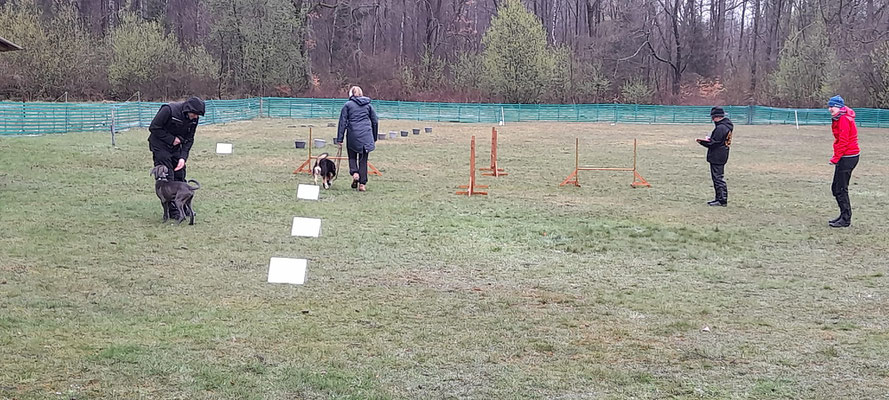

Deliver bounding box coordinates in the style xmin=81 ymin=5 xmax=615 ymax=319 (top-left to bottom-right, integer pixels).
xmin=348 ymin=148 xmax=369 ymax=184
xmin=151 ymin=148 xmax=187 ymax=181
xmin=710 ymin=163 xmax=727 ymax=204
xmin=831 ymin=155 xmax=859 ymax=222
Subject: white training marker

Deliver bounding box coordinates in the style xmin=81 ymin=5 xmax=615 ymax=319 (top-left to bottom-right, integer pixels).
xmin=267 ymin=257 xmax=307 ymax=284
xmin=216 ymin=143 xmax=233 ymax=154
xmin=291 ymin=217 xmax=322 ymax=237
xmin=297 ymin=184 xmax=320 ymax=200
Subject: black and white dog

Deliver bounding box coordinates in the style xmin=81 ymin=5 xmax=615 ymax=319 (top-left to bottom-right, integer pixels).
xmin=313 ymin=153 xmax=337 ymax=189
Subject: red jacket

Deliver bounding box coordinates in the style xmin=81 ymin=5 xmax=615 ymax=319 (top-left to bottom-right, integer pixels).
xmin=830 ymin=107 xmax=860 ymax=164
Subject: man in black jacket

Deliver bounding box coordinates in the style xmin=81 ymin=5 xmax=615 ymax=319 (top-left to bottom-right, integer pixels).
xmin=148 ymin=97 xmax=205 ymax=217
xmin=696 ymin=106 xmax=733 ymax=207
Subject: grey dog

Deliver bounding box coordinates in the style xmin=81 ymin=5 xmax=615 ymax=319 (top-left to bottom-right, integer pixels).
xmin=150 ymin=165 xmax=201 ymax=225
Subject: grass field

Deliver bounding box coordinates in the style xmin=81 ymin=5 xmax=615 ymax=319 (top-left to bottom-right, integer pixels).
xmin=2 ymin=119 xmax=888 ymax=399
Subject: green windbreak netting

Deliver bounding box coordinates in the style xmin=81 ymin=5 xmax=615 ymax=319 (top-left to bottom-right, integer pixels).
xmin=0 ymin=98 xmax=260 ymax=135
xmin=2 ymin=97 xmax=888 ymax=135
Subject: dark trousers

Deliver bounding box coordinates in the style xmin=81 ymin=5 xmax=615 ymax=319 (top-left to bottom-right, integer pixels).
xmin=831 ymin=155 xmax=859 ymax=220
xmin=710 ymin=163 xmax=727 ymax=204
xmin=348 ymin=148 xmax=369 ymax=184
xmin=151 ymin=148 xmax=186 ymax=182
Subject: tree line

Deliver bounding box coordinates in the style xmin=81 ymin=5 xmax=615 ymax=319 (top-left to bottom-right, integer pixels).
xmin=1 ymin=0 xmax=888 ymax=107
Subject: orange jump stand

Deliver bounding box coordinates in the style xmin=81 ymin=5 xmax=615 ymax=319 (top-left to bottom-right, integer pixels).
xmin=479 ymin=127 xmax=507 ymax=177
xmin=560 ymin=138 xmax=651 ymax=188
xmin=456 ymin=136 xmax=489 ymax=196
xmin=293 ymin=127 xmax=382 ymax=176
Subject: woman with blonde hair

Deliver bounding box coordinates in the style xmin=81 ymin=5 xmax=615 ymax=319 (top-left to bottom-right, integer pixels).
xmin=335 ymin=86 xmax=379 ymax=192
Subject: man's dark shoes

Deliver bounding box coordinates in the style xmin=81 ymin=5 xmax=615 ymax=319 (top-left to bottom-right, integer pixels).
xmin=167 ymin=201 xmax=181 ymax=220
xmin=707 ymin=200 xmax=727 ymax=207
xmin=828 ymin=215 xmax=842 ymax=224
xmin=829 ymin=219 xmax=851 ymax=228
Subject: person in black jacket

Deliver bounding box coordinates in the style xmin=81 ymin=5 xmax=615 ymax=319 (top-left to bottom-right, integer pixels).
xmin=148 ymin=96 xmax=205 ymax=217
xmin=696 ymin=106 xmax=733 ymax=206
xmin=335 ymin=86 xmax=379 ymax=192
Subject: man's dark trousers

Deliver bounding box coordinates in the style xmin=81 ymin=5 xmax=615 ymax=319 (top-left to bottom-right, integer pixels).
xmin=151 ymin=147 xmax=187 ymax=182
xmin=710 ymin=163 xmax=727 ymax=204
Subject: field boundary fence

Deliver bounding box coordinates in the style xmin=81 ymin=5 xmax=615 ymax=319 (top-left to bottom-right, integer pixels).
xmin=2 ymin=97 xmax=887 ymax=135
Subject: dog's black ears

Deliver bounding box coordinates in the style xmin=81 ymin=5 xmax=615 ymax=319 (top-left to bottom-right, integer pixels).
xmin=150 ymin=166 xmax=167 ymax=178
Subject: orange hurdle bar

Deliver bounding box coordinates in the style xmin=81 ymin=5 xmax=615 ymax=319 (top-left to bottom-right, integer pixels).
xmin=560 ymin=138 xmax=651 ymax=188
xmin=293 ymin=127 xmax=382 ymax=176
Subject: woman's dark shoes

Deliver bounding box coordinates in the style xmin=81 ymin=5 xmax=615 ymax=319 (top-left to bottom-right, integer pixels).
xmin=707 ymin=200 xmax=727 ymax=207
xmin=351 ymin=173 xmax=359 ymax=189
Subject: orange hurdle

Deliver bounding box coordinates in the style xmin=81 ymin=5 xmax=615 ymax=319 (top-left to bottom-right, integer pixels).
xmin=456 ymin=135 xmax=489 ymax=196
xmin=560 ymin=138 xmax=651 ymax=188
xmin=293 ymin=127 xmax=382 ymax=176
xmin=480 ymin=127 xmax=507 ymax=177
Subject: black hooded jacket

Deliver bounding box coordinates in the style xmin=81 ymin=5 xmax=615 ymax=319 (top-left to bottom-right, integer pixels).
xmin=699 ymin=117 xmax=733 ymax=165
xmin=336 ymin=96 xmax=379 ymax=153
xmin=147 ymin=97 xmax=206 ymax=161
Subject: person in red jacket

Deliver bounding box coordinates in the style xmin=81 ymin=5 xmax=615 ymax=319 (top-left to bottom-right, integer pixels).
xmin=827 ymin=95 xmax=860 ymax=228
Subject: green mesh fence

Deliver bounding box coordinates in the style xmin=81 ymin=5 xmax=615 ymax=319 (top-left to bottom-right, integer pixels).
xmin=262 ymin=98 xmax=889 ymax=127
xmin=2 ymin=97 xmax=888 ymax=135
xmin=0 ymin=98 xmax=260 ymax=135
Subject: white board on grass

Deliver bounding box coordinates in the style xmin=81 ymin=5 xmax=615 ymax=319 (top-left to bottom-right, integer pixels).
xmin=216 ymin=143 xmax=233 ymax=154
xmin=267 ymin=257 xmax=307 ymax=284
xmin=297 ymin=184 xmax=320 ymax=200
xmin=291 ymin=217 xmax=322 ymax=237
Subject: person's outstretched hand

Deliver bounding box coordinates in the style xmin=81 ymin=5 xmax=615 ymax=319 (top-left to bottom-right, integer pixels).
xmin=175 ymin=158 xmax=186 ymax=171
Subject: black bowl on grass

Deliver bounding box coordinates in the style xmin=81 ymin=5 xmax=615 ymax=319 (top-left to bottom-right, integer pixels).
xmin=295 ymin=140 xmax=306 ymax=149
xmin=412 ymin=128 xmax=420 ymax=135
